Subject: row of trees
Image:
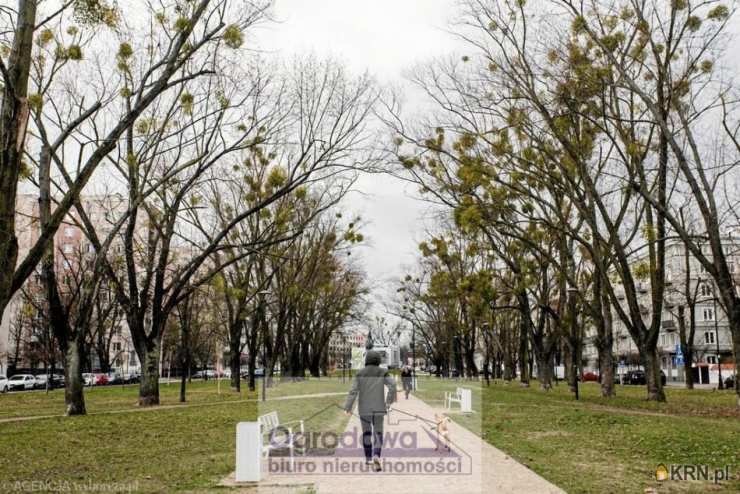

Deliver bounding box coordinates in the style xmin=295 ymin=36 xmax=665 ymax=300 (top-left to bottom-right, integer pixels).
xmin=4 ymin=269 xmax=123 ymax=381
xmin=1 ymin=1 xmax=373 ymax=414
xmin=387 ymin=0 xmax=740 ymax=406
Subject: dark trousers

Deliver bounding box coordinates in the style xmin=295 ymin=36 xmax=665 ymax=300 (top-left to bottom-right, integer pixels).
xmin=359 ymin=413 xmax=384 ymax=460
xmin=402 ymin=381 xmax=412 ymax=398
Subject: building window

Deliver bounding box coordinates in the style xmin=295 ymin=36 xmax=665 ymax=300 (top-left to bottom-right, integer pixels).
xmin=113 ymin=342 xmax=122 ymax=352
xmin=700 ymin=284 xmax=712 ymax=298
xmin=62 ymin=260 xmax=71 ymax=270
xmin=64 ymin=227 xmax=74 ymax=237
xmin=703 ymin=307 xmax=715 ymax=321
xmin=704 ymin=331 xmax=715 ymax=344
xmin=63 ymin=244 xmax=73 ymax=254
xmin=706 ymin=355 xmax=717 ymax=364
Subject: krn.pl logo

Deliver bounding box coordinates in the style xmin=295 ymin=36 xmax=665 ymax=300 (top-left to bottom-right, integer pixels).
xmin=656 ymin=464 xmax=669 ymax=482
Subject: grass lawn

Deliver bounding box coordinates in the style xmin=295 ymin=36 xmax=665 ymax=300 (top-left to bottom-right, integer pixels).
xmin=0 ymin=380 xmax=350 ymax=493
xmin=414 ymin=376 xmax=740 ymax=493
xmin=0 ymin=379 xmax=252 ymax=419
xmin=4 ymin=375 xmax=736 ymax=493
xmin=259 ymin=375 xmax=353 ymax=398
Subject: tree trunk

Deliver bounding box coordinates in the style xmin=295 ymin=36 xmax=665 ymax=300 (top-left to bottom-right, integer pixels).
xmin=308 ymin=356 xmax=320 ymax=378
xmin=536 ymin=353 xmax=553 ymax=390
xmin=138 ymin=341 xmax=161 ymax=406
xmin=682 ymin=348 xmax=694 ymax=390
xmin=179 ymin=368 xmax=187 ymax=403
xmin=518 ymin=320 xmax=529 ymax=386
xmin=178 ymin=341 xmax=189 ymax=403
xmin=64 ymin=337 xmax=86 ymax=416
xmin=0 ymin=1 xmax=37 ymax=323
xmin=247 ymin=351 xmax=257 ymax=392
xmin=564 ymin=339 xmax=577 ymax=393
xmin=464 ymin=343 xmax=478 ymax=378
xmin=229 ymin=338 xmax=241 ymax=391
xmin=729 ymin=305 xmax=740 ymax=408
xmin=641 ymin=345 xmax=666 ymax=402
xmin=598 ymin=291 xmax=615 ymax=397
xmin=598 ymin=343 xmax=615 ymax=398
xmin=677 ymin=305 xmax=694 ymax=390
xmin=483 ymin=355 xmax=491 ymax=386
xmin=503 ymin=348 xmax=514 ymax=382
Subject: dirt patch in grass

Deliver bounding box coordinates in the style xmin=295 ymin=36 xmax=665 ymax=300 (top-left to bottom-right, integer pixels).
xmin=525 ymin=430 xmax=573 ymax=440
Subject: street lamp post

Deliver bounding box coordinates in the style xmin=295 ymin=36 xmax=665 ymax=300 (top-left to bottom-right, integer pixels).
xmin=257 ymin=290 xmax=270 ymax=402
xmin=700 ymin=277 xmax=724 ymax=390
xmin=481 ymin=321 xmax=490 ymax=386
xmin=453 ymin=335 xmax=461 ymax=379
xmin=567 ymin=286 xmax=579 ymax=401
xmin=411 ymin=324 xmax=416 ymax=390
xmin=341 ymin=332 xmax=347 ymax=384
xmin=712 ymin=295 xmax=724 ymax=389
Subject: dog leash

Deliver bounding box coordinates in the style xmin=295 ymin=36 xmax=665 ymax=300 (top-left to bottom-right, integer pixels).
xmin=387 ymin=406 xmax=440 ymax=427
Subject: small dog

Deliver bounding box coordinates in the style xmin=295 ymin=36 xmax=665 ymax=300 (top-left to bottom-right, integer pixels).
xmin=433 ymin=414 xmax=451 ymax=451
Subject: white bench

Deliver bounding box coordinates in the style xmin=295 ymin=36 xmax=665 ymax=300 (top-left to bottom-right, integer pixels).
xmin=445 ymin=387 xmax=464 ymax=409
xmin=258 ymin=411 xmax=305 ymax=468
xmin=445 ymin=387 xmax=472 ymax=412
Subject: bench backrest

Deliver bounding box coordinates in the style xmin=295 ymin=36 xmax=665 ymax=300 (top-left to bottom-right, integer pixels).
xmin=259 ymin=411 xmax=279 ymax=432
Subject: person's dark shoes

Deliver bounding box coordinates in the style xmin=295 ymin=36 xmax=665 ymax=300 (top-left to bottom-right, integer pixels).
xmin=373 ymin=457 xmax=382 ymax=472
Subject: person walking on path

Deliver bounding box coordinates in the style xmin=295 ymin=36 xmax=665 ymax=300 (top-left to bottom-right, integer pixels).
xmin=400 ymin=365 xmax=413 ymax=399
xmin=344 ymin=350 xmax=397 ymax=472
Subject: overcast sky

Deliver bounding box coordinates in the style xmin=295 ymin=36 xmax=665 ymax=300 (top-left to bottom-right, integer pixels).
xmin=254 ymin=0 xmax=460 ymax=322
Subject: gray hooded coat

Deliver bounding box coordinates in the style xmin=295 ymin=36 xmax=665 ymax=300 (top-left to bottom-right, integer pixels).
xmin=343 ymin=350 xmax=397 ymax=415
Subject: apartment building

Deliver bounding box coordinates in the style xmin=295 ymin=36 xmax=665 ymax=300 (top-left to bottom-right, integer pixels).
xmin=582 ymin=236 xmax=739 ymax=385
xmin=327 ymin=329 xmax=366 ymax=368
xmin=0 ymin=194 xmax=140 ymax=376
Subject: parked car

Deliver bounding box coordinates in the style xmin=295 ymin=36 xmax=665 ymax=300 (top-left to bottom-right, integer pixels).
xmin=724 ymin=375 xmax=735 ymax=389
xmin=621 ymin=370 xmax=667 ymax=386
xmin=83 ymin=373 xmax=96 ymax=386
xmin=581 ymin=371 xmax=599 ymax=382
xmin=0 ymin=375 xmax=8 ymax=393
xmin=106 ymin=371 xmax=123 ymax=385
xmin=194 ymin=369 xmax=219 ymax=379
xmin=622 ymin=370 xmax=645 ymax=385
xmin=34 ymin=374 xmax=65 ymax=389
xmin=253 ymin=368 xmax=265 ymax=377
xmin=125 ymin=372 xmax=141 ymax=384
xmin=34 ymin=374 xmax=48 ymax=389
xmin=7 ymin=374 xmax=36 ymax=391
xmin=94 ymin=374 xmax=109 ymax=386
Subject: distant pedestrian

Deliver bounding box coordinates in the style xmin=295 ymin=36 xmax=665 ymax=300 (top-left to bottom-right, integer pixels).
xmin=344 ymin=350 xmax=397 ymax=472
xmin=400 ymin=365 xmax=413 ymax=399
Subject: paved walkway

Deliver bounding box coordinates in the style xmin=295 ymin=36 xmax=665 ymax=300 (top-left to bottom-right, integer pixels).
xmin=224 ymin=394 xmax=564 ymax=494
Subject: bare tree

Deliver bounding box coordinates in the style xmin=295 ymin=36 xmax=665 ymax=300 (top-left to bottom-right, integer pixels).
xmin=0 ymin=0 xmax=271 ymax=339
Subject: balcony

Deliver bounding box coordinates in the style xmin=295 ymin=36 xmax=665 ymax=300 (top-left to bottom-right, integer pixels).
xmin=662 ymin=320 xmax=676 ymax=332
